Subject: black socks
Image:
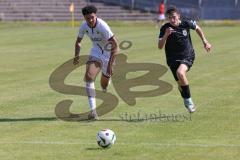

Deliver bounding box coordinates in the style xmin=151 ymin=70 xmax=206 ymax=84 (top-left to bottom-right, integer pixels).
xmin=179 ymin=85 xmax=191 ymax=99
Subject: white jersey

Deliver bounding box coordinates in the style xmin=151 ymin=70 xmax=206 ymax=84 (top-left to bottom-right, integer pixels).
xmin=78 ymin=18 xmax=114 ymax=53
xmin=78 ymin=18 xmax=114 ymax=77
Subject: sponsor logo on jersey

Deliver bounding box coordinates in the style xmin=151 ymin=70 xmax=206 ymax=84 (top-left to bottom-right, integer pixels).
xmin=91 ymin=37 xmax=102 ymax=41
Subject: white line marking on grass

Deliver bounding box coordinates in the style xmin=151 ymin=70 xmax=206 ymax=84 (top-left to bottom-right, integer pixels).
xmin=1 ymin=141 xmax=240 ymax=148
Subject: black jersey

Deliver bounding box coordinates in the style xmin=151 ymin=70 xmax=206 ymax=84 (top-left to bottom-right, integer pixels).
xmin=159 ymin=19 xmax=197 ymax=62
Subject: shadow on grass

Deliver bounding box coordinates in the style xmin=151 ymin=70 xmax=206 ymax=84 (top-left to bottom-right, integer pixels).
xmin=0 ymin=115 xmax=191 ymax=123
xmin=0 ymin=117 xmax=142 ymax=123
xmin=0 ymin=117 xmax=58 ymax=122
xmin=85 ymin=147 xmax=106 ymax=151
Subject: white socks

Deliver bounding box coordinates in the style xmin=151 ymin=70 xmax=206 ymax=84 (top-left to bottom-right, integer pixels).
xmin=86 ymin=81 xmax=96 ymax=111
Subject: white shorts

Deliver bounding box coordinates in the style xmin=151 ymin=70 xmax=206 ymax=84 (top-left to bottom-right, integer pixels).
xmin=88 ymin=47 xmax=111 ymax=77
xmin=158 ymin=14 xmax=165 ymax=20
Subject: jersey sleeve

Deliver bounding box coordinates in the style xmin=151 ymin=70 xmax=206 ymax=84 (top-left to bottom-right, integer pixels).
xmin=186 ymin=20 xmax=197 ymax=30
xmin=100 ymin=22 xmax=114 ymax=40
xmin=78 ymin=23 xmax=86 ymax=38
xmin=159 ymin=26 xmax=166 ymax=39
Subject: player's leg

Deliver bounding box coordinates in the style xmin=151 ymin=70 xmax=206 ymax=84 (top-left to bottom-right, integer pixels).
xmin=176 ymin=64 xmax=190 ymax=100
xmin=156 ymin=15 xmax=160 ymax=28
xmin=176 ymin=63 xmax=196 ymax=113
xmin=169 ymin=61 xmax=196 ymax=113
xmin=101 ymin=74 xmax=110 ymax=92
xmin=85 ymin=60 xmax=101 ymax=119
xmin=100 ymin=52 xmax=113 ymax=92
xmin=156 ymin=20 xmax=160 ymax=28
xmin=176 ymin=63 xmax=188 ymax=86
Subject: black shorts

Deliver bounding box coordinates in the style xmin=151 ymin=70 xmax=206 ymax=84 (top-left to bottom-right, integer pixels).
xmin=167 ymin=57 xmax=195 ymax=81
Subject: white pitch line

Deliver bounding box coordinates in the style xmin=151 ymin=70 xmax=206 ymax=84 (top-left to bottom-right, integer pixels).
xmin=1 ymin=141 xmax=240 ymax=148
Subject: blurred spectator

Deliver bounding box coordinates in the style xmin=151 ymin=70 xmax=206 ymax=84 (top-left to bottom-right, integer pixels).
xmin=156 ymin=1 xmax=165 ymax=28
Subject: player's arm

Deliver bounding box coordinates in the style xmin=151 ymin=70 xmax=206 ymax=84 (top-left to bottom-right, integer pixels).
xmin=158 ymin=27 xmax=174 ymax=49
xmin=107 ymin=36 xmax=119 ymax=77
xmin=195 ymin=25 xmax=212 ymax=52
xmin=73 ymin=37 xmax=82 ymax=65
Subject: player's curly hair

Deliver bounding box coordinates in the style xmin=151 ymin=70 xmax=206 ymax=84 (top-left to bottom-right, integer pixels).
xmin=82 ymin=5 xmax=97 ymax=16
xmin=166 ymin=6 xmax=179 ymax=15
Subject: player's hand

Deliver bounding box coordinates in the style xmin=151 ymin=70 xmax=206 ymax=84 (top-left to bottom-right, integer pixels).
xmin=73 ymin=56 xmax=80 ymax=65
xmin=165 ymin=27 xmax=175 ymax=37
xmin=204 ymin=41 xmax=211 ymax=52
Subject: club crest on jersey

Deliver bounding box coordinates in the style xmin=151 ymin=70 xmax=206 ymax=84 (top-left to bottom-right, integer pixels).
xmin=182 ymin=29 xmax=187 ymax=36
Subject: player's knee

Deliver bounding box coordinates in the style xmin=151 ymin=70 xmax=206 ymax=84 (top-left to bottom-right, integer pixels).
xmin=176 ymin=70 xmax=186 ymax=80
xmin=85 ymin=72 xmax=95 ymax=82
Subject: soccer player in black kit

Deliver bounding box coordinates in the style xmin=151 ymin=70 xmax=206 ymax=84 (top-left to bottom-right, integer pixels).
xmin=158 ymin=7 xmax=211 ymax=113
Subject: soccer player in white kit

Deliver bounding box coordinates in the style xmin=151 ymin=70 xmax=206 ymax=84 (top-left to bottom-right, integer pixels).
xmin=73 ymin=5 xmax=118 ymax=120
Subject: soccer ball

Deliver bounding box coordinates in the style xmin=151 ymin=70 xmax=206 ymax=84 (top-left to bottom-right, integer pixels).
xmin=97 ymin=129 xmax=116 ymax=148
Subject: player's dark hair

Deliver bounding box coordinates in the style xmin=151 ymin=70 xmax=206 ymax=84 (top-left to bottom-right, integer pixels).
xmin=166 ymin=6 xmax=179 ymax=15
xmin=82 ymin=5 xmax=97 ymax=16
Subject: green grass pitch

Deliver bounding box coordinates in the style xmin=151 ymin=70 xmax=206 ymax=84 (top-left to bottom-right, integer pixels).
xmin=0 ymin=21 xmax=240 ymax=160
